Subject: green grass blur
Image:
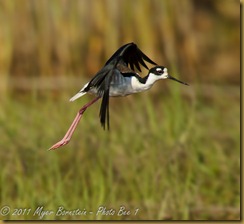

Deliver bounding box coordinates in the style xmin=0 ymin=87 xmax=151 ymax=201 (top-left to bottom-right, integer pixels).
xmin=0 ymin=0 xmax=240 ymax=220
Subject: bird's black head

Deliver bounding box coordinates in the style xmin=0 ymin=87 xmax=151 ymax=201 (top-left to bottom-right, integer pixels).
xmin=149 ymin=66 xmax=167 ymax=76
xmin=149 ymin=66 xmax=188 ymax=85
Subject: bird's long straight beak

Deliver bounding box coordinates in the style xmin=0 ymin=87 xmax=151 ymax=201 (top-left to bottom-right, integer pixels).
xmin=168 ymin=75 xmax=189 ymax=86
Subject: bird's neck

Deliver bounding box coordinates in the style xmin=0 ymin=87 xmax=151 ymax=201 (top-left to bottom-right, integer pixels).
xmin=131 ymin=73 xmax=158 ymax=92
xmin=145 ymin=73 xmax=159 ymax=86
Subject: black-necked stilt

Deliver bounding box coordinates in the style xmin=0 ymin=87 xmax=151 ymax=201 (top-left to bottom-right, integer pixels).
xmin=49 ymin=42 xmax=188 ymax=150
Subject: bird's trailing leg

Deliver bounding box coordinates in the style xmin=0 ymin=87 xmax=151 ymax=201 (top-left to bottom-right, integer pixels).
xmin=49 ymin=96 xmax=100 ymax=150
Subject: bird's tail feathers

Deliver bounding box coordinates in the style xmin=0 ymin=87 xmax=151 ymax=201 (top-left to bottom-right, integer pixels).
xmin=70 ymin=91 xmax=87 ymax=101
xmin=70 ymin=82 xmax=89 ymax=102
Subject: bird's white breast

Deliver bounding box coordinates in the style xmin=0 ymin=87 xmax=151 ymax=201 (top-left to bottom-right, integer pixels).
xmin=130 ymin=76 xmax=152 ymax=92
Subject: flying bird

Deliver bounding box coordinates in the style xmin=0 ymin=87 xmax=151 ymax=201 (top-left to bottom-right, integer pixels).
xmin=49 ymin=42 xmax=188 ymax=150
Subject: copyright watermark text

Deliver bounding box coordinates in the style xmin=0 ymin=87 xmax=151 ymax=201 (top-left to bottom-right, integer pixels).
xmin=0 ymin=205 xmax=140 ymax=219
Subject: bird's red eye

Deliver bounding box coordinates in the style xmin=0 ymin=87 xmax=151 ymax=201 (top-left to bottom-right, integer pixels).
xmin=156 ymin=68 xmax=163 ymax=74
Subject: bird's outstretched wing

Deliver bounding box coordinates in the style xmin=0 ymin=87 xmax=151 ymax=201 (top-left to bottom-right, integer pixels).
xmin=105 ymin=42 xmax=157 ymax=72
xmin=84 ymin=68 xmax=119 ymax=129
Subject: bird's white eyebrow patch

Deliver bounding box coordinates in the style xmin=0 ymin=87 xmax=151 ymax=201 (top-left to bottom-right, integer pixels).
xmin=156 ymin=68 xmax=163 ymax=72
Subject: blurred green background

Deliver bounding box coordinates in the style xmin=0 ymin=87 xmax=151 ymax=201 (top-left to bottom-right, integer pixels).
xmin=0 ymin=0 xmax=240 ymax=220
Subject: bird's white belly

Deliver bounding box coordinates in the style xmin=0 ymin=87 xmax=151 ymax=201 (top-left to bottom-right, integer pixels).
xmin=109 ymin=85 xmax=132 ymax=96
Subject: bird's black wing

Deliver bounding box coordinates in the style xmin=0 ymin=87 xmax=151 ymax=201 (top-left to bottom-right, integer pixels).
xmin=105 ymin=42 xmax=157 ymax=72
xmin=84 ymin=66 xmax=109 ymax=93
xmin=97 ymin=69 xmax=115 ymax=130
xmin=84 ymin=66 xmax=117 ymax=130
xmin=87 ymin=42 xmax=156 ymax=91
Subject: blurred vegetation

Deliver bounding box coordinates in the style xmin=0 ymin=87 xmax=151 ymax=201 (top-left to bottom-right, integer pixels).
xmin=0 ymin=0 xmax=240 ymax=221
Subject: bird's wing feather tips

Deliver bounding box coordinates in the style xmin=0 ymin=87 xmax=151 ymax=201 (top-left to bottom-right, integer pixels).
xmin=105 ymin=42 xmax=157 ymax=72
xmin=100 ymin=88 xmax=110 ymax=129
xmin=98 ymin=69 xmax=114 ymax=129
xmin=121 ymin=43 xmax=157 ymax=71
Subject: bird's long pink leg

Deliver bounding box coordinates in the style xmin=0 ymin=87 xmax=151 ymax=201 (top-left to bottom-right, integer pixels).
xmin=49 ymin=97 xmax=100 ymax=150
